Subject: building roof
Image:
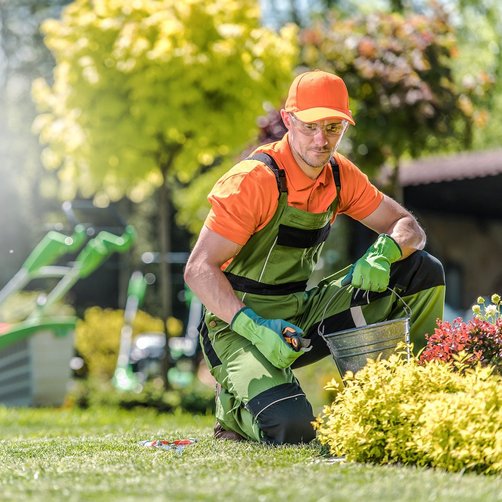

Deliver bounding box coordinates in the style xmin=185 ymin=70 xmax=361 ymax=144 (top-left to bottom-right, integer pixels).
xmin=399 ymin=148 xmax=502 ymax=219
xmin=399 ymin=148 xmax=502 ymax=186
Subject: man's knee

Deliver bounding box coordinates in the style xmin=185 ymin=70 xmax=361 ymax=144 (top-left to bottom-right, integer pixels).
xmin=392 ymin=250 xmax=445 ymax=294
xmin=416 ymin=250 xmax=445 ymax=284
xmin=247 ymin=383 xmax=316 ymax=445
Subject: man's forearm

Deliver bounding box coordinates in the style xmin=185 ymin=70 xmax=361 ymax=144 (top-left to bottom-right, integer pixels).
xmin=184 ymin=263 xmax=244 ymax=324
xmin=387 ymin=216 xmax=426 ymax=259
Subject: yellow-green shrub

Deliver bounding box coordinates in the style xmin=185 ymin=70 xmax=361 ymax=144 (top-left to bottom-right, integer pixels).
xmin=75 ymin=307 xmax=166 ymax=380
xmin=314 ymin=354 xmax=502 ymax=474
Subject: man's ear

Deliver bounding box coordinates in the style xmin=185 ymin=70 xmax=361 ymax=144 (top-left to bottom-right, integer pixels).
xmin=280 ymin=110 xmax=292 ymax=130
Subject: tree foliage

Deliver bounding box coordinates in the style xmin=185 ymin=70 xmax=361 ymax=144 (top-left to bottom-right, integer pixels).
xmin=32 ymin=0 xmax=298 ymax=317
xmin=32 ymin=0 xmax=298 ymax=206
xmin=299 ymin=7 xmax=491 ymax=184
xmin=175 ymin=104 xmax=289 ymax=236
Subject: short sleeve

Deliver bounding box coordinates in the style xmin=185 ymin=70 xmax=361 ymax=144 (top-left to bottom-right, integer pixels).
xmin=336 ymin=155 xmax=384 ymax=220
xmin=204 ymin=161 xmax=279 ymax=246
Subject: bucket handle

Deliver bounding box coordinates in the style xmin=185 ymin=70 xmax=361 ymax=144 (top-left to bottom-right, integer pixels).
xmin=351 ymin=285 xmax=412 ymax=318
xmin=317 ymin=283 xmax=412 ymax=340
xmin=386 ymin=287 xmax=412 ymax=318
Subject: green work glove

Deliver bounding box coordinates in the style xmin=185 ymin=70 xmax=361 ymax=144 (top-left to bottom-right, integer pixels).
xmin=342 ymin=234 xmax=402 ymax=292
xmin=231 ymin=307 xmax=306 ymax=369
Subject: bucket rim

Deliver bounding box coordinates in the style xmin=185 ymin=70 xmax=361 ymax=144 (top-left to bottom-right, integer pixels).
xmin=322 ymin=317 xmax=410 ymax=340
xmin=329 ymin=335 xmax=406 ymax=355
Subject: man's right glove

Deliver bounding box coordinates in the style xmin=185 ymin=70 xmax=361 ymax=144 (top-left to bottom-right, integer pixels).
xmin=231 ymin=307 xmax=309 ymax=369
xmin=341 ymin=234 xmax=402 ymax=292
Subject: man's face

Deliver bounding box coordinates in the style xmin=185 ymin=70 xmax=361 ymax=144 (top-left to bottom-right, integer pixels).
xmin=282 ymin=112 xmax=347 ymax=170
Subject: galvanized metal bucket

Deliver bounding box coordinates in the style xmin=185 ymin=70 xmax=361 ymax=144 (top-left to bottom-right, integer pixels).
xmin=323 ymin=317 xmax=410 ymax=376
xmin=321 ymin=288 xmax=411 ymax=376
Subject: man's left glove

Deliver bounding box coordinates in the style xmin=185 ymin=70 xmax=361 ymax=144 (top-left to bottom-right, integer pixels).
xmin=231 ymin=307 xmax=307 ymax=369
xmin=342 ymin=234 xmax=402 ymax=292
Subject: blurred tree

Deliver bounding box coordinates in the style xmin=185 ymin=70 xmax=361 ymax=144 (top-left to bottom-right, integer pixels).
xmin=32 ymin=0 xmax=298 ymax=320
xmin=299 ymin=6 xmax=491 ymax=198
xmin=370 ymin=0 xmax=502 ymax=152
xmin=264 ymin=0 xmax=501 ymax=153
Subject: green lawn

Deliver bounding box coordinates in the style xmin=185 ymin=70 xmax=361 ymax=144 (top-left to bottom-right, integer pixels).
xmin=1 ymin=407 xmax=501 ymax=501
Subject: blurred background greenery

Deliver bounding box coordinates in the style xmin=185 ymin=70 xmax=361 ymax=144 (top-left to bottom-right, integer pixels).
xmin=1 ymin=0 xmax=501 ymax=409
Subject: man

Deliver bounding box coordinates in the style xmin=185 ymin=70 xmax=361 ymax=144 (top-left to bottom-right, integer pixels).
xmin=184 ymin=70 xmax=445 ymax=445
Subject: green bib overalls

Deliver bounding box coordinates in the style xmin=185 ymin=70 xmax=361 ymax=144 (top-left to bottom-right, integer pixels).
xmin=200 ymin=153 xmax=445 ymax=444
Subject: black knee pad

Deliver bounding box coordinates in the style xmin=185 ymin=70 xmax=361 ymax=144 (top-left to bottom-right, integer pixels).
xmin=246 ymin=383 xmax=316 ymax=445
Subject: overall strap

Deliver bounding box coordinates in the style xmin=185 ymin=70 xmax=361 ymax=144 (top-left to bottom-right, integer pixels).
xmin=329 ymin=157 xmax=341 ymax=193
xmin=248 ymin=153 xmax=287 ymax=195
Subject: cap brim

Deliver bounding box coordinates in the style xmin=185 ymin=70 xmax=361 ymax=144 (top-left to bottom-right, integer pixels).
xmin=294 ymin=107 xmax=356 ymax=126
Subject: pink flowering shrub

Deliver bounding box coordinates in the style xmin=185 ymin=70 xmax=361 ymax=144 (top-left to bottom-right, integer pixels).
xmin=419 ymin=294 xmax=502 ymax=373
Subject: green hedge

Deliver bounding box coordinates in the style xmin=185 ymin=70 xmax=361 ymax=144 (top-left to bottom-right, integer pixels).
xmin=315 ymin=353 xmax=502 ymax=474
xmin=65 ymin=378 xmax=215 ymax=415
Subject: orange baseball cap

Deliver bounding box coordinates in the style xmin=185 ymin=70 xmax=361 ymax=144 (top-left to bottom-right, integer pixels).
xmin=284 ymin=70 xmax=355 ymax=125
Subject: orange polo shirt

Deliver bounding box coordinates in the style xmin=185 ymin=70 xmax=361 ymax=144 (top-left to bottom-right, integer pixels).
xmin=205 ymin=134 xmax=383 ymax=246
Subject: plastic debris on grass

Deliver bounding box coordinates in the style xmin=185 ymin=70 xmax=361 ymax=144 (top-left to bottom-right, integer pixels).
xmin=138 ymin=438 xmax=197 ymax=454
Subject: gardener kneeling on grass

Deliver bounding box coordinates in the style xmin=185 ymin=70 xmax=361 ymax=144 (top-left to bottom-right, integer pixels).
xmin=184 ymin=70 xmax=445 ymax=444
